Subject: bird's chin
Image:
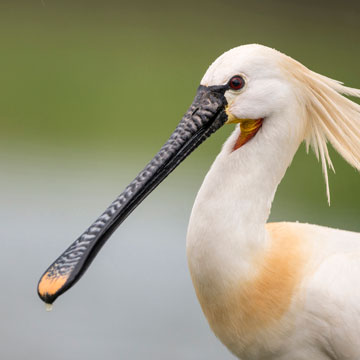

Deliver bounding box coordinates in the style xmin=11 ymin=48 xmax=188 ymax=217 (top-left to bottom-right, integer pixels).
xmin=227 ymin=115 xmax=264 ymax=151
xmin=234 ymin=118 xmax=264 ymax=150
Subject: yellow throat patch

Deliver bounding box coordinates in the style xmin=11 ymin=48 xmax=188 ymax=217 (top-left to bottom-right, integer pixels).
xmin=225 ymin=107 xmax=263 ymax=150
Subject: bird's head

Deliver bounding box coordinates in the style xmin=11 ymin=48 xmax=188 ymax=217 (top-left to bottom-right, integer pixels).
xmin=201 ymin=44 xmax=306 ymax=151
xmin=202 ymin=44 xmax=360 ymax=202
xmin=38 ymin=44 xmax=360 ymax=305
xmin=203 ymin=45 xmax=294 ymax=119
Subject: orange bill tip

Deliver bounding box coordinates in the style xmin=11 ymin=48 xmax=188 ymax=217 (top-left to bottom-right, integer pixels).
xmin=38 ymin=273 xmax=69 ymax=302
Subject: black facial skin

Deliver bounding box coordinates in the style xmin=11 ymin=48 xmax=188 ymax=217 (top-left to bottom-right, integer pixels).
xmin=38 ymin=84 xmax=229 ymax=304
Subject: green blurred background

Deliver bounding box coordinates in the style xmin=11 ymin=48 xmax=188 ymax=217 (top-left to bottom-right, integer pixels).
xmin=1 ymin=1 xmax=359 ymax=359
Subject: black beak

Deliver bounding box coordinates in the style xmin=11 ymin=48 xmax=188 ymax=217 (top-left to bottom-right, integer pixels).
xmin=37 ymin=84 xmax=228 ymax=304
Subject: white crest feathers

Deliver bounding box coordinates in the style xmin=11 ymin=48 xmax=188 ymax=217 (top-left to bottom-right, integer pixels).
xmin=280 ymin=54 xmax=360 ymax=204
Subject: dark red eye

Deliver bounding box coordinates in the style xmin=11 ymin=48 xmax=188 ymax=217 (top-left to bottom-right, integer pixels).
xmin=229 ymin=75 xmax=245 ymax=90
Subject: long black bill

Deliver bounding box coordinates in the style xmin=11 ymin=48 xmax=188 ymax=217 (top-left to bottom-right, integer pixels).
xmin=37 ymin=84 xmax=228 ymax=304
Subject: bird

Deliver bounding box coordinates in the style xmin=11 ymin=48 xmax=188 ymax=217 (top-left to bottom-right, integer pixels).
xmin=38 ymin=44 xmax=360 ymax=359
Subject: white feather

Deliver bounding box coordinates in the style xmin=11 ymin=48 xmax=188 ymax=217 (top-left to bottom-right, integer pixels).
xmin=187 ymin=44 xmax=360 ymax=360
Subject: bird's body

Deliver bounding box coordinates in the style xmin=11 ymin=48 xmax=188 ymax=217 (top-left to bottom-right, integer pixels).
xmin=187 ymin=132 xmax=360 ymax=359
xmin=187 ymin=45 xmax=360 ymax=359
xmin=38 ymin=44 xmax=360 ymax=359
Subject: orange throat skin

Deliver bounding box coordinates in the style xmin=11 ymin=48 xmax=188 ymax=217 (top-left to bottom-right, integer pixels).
xmin=233 ymin=118 xmax=264 ymax=151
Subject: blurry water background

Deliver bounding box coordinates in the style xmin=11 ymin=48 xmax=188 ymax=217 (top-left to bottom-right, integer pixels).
xmin=1 ymin=1 xmax=360 ymax=359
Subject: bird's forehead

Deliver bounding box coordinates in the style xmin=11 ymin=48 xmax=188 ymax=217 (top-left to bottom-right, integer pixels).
xmin=200 ymin=44 xmax=283 ymax=86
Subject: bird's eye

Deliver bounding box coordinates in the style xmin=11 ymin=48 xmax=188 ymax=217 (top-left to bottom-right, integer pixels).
xmin=228 ymin=75 xmax=245 ymax=91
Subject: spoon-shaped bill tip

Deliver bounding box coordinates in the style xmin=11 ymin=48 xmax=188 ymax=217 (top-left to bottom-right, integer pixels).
xmin=38 ymin=270 xmax=69 ymax=305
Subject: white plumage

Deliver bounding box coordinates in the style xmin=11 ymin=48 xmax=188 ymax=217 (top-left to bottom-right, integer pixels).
xmin=186 ymin=44 xmax=360 ymax=359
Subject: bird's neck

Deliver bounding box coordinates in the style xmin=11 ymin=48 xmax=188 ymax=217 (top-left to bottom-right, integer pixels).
xmin=186 ymin=110 xmax=304 ymax=293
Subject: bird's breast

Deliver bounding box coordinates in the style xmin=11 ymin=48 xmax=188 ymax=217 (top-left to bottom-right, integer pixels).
xmin=187 ymin=222 xmax=310 ymax=357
